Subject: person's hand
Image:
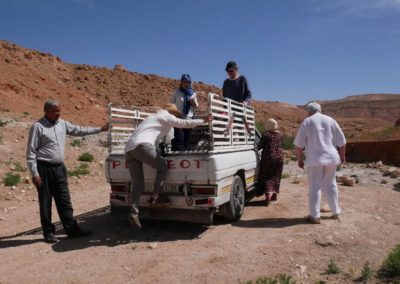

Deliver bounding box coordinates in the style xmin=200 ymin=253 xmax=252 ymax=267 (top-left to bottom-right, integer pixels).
xmin=203 ymin=114 xmax=213 ymax=123
xmin=32 ymin=176 xmax=42 ymax=189
xmin=101 ymin=122 xmax=109 ymax=132
xmin=243 ymin=100 xmax=250 ymax=106
xmin=298 ymin=160 xmax=304 ymax=169
xmin=340 ymin=155 xmax=346 ymax=164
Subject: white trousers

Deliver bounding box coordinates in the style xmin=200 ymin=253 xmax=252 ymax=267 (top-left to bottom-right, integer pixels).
xmin=306 ymin=164 xmax=341 ymax=218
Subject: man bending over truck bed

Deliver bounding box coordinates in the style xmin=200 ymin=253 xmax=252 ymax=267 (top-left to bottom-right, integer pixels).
xmin=124 ymin=103 xmax=212 ymax=228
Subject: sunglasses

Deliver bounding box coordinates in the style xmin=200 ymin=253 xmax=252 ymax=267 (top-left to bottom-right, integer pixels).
xmin=227 ymin=69 xmax=236 ymax=73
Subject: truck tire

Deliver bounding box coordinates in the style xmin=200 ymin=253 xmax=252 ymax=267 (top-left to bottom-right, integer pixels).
xmin=223 ymin=175 xmax=245 ymax=221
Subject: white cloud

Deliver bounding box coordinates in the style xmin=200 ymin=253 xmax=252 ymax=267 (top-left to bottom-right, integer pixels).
xmin=310 ymin=0 xmax=400 ymax=18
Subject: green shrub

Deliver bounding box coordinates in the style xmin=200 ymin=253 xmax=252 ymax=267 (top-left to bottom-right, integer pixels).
xmin=290 ymin=155 xmax=297 ymax=161
xmin=244 ymin=274 xmax=295 ymax=284
xmin=71 ymin=139 xmax=82 ymax=147
xmin=358 ymin=262 xmax=373 ymax=282
xmin=14 ymin=162 xmax=27 ymax=172
xmin=3 ymin=172 xmax=21 ymax=186
xmin=281 ymin=173 xmax=290 ymax=179
xmin=68 ymin=163 xmax=90 ymax=177
xmin=78 ymin=152 xmax=94 ymax=162
xmin=276 ymin=274 xmax=295 ymax=284
xmin=0 ymin=120 xmax=8 ymax=127
xmin=23 ymin=111 xmax=29 ymax=116
xmin=382 ymin=244 xmax=400 ymax=278
xmin=326 ymin=259 xmax=340 ymax=274
xmin=282 ymin=134 xmax=295 ymax=150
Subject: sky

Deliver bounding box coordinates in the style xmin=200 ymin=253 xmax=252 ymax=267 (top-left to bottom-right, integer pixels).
xmin=0 ymin=0 xmax=399 ymax=104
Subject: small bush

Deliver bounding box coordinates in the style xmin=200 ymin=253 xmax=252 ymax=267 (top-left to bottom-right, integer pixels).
xmin=290 ymin=155 xmax=297 ymax=161
xmin=3 ymin=172 xmax=21 ymax=186
xmin=326 ymin=259 xmax=340 ymax=274
xmin=22 ymin=111 xmax=29 ymax=116
xmin=78 ymin=152 xmax=94 ymax=162
xmin=281 ymin=173 xmax=290 ymax=179
xmin=382 ymin=244 xmax=400 ymax=279
xmin=276 ymin=274 xmax=296 ymax=284
xmin=0 ymin=120 xmax=8 ymax=127
xmin=14 ymin=162 xmax=27 ymax=172
xmin=71 ymin=139 xmax=82 ymax=147
xmin=244 ymin=274 xmax=295 ymax=284
xmin=68 ymin=163 xmax=90 ymax=177
xmin=358 ymin=262 xmax=373 ymax=282
xmin=282 ymin=134 xmax=295 ymax=150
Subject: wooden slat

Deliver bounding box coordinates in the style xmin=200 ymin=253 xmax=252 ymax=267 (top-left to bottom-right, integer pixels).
xmin=111 ymin=113 xmax=137 ymax=119
xmin=110 ymin=107 xmax=137 ymax=114
xmin=210 ymin=105 xmax=229 ymax=113
xmin=213 ymin=142 xmax=231 ymax=146
xmin=111 ymin=133 xmax=131 ymax=137
xmin=210 ymin=112 xmax=229 ymax=119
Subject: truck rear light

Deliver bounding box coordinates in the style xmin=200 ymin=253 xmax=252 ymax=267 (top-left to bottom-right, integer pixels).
xmin=111 ymin=184 xmax=129 ymax=192
xmin=191 ymin=187 xmax=215 ymax=196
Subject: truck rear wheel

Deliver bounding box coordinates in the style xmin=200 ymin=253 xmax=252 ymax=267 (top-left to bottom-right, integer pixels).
xmin=223 ymin=175 xmax=245 ymax=221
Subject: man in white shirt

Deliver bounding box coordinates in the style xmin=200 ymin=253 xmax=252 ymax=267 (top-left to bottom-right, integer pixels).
xmin=294 ymin=102 xmax=346 ymax=224
xmin=124 ymin=103 xmax=212 ymax=228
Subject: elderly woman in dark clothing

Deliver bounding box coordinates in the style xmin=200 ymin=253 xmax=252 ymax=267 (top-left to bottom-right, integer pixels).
xmin=257 ymin=118 xmax=284 ymax=205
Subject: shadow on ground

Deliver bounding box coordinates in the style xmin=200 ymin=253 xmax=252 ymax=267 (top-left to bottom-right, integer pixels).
xmin=0 ymin=206 xmax=209 ymax=252
xmin=232 ymin=217 xmax=306 ymax=228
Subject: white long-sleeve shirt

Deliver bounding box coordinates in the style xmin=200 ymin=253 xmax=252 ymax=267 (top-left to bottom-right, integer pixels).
xmin=169 ymin=89 xmax=199 ymax=118
xmin=294 ymin=112 xmax=346 ymax=168
xmin=26 ymin=117 xmax=102 ymax=177
xmin=125 ymin=110 xmax=205 ymax=153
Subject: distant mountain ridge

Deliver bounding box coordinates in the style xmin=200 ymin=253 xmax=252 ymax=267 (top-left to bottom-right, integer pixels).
xmin=318 ymin=94 xmax=400 ymax=123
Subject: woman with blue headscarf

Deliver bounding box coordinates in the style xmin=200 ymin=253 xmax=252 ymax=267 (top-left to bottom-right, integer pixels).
xmin=169 ymin=74 xmax=199 ymax=150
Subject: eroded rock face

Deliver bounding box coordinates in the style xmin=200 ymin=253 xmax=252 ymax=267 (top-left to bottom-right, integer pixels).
xmin=347 ymin=140 xmax=400 ymax=167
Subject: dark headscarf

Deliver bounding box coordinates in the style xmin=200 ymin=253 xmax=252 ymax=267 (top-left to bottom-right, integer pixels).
xmin=179 ymin=74 xmax=195 ymax=117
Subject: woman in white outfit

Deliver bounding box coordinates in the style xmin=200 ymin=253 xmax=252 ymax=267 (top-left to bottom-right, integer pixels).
xmin=294 ymin=102 xmax=346 ymax=224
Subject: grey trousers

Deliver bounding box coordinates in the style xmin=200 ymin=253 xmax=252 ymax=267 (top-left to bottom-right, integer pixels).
xmin=125 ymin=143 xmax=168 ymax=208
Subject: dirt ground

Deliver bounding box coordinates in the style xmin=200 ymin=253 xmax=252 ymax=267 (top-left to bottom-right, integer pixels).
xmin=1 ymin=114 xmax=400 ymax=283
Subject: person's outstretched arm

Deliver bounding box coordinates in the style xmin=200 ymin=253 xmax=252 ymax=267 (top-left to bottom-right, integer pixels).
xmin=65 ymin=121 xmax=108 ymax=136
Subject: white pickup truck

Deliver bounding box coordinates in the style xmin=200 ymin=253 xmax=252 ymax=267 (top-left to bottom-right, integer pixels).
xmin=105 ymin=94 xmax=260 ymax=224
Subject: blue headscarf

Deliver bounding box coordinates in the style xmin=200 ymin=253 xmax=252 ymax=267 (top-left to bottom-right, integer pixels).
xmin=179 ymin=74 xmax=195 ymax=117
